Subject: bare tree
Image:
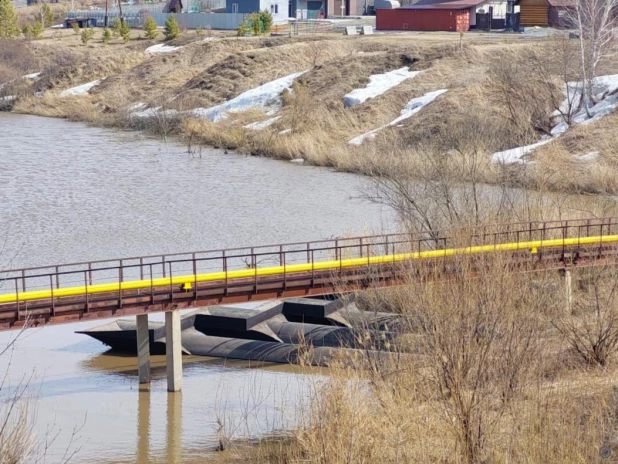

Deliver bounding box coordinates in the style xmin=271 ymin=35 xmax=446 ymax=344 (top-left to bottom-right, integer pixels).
xmin=554 ymin=267 xmax=618 ymax=366
xmin=568 ymin=0 xmax=618 ymax=117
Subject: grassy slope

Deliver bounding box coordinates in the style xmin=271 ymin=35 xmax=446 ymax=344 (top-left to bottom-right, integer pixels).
xmin=4 ymin=28 xmax=618 ymax=195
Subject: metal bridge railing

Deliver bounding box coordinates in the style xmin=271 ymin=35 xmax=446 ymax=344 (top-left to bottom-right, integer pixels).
xmin=1 ymin=217 xmax=618 ymax=306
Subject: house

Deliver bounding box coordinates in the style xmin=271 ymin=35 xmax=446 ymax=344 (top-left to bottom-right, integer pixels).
xmin=376 ymin=0 xmax=510 ymax=31
xmin=289 ymin=0 xmax=326 ymax=18
xmin=226 ymin=0 xmax=288 ymax=22
xmin=326 ymin=0 xmax=374 ymax=16
xmin=516 ymin=0 xmax=574 ymax=27
xmin=289 ymin=0 xmax=372 ymax=18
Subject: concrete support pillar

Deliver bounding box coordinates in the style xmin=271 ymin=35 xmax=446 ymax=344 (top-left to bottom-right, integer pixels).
xmin=136 ymin=314 xmax=150 ymax=385
xmin=166 ymin=392 xmax=182 ymax=463
xmin=165 ymin=310 xmax=183 ymax=392
xmin=564 ymin=269 xmax=573 ymax=314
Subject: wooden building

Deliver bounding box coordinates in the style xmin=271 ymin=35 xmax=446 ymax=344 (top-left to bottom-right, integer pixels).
xmin=516 ymin=0 xmax=573 ymax=27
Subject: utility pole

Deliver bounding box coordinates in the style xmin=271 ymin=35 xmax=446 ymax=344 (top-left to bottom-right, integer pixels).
xmin=104 ymin=0 xmax=108 ymax=28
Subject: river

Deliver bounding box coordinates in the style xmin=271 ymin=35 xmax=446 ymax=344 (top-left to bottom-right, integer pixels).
xmin=0 ymin=113 xmax=396 ymax=463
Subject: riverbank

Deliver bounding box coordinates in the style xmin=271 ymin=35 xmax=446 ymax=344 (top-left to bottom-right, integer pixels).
xmin=188 ymin=260 xmax=618 ymax=464
xmin=3 ymin=29 xmax=618 ymax=197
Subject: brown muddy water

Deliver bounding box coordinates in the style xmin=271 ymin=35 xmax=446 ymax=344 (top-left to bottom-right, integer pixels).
xmin=0 ymin=113 xmax=395 ymax=463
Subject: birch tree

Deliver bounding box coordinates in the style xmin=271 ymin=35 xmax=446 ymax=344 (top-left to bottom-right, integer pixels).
xmin=569 ymin=0 xmax=618 ymax=117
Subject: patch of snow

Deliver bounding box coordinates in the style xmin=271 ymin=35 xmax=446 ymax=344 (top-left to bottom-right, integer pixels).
xmin=557 ymin=74 xmax=618 ymax=126
xmin=290 ymin=158 xmax=304 ymax=164
xmin=491 ymin=138 xmax=552 ymax=165
xmin=132 ymin=106 xmax=160 ymax=118
xmin=127 ymin=102 xmax=148 ymax=111
xmin=579 ymin=94 xmax=618 ymax=125
xmin=0 ymin=95 xmax=16 ymax=102
xmin=573 ymin=151 xmax=599 ymax=162
xmin=51 ymin=24 xmax=64 ymax=29
xmin=244 ymin=116 xmax=281 ymax=130
xmin=132 ymin=106 xmax=179 ymax=119
xmin=279 ymin=128 xmax=292 ymax=135
xmin=190 ymin=72 xmax=305 ymax=123
xmin=348 ymin=89 xmax=447 ymax=145
xmin=145 ymin=44 xmax=183 ymax=54
xmin=495 ymin=74 xmax=618 ymax=165
xmin=550 ymin=121 xmax=569 ymax=137
xmin=34 ymin=92 xmax=43 ymax=98
xmin=59 ymin=79 xmax=103 ymax=97
xmin=343 ymin=67 xmax=422 ymax=108
xmin=23 ymin=72 xmax=40 ymax=79
xmin=593 ymin=74 xmax=618 ymax=97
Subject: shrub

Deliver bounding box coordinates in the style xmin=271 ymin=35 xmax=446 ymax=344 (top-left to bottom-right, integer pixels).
xmin=111 ymin=17 xmax=121 ymax=37
xmin=164 ymin=14 xmax=179 ymax=40
xmin=195 ymin=26 xmax=202 ymax=37
xmin=102 ymin=27 xmax=111 ymax=44
xmin=236 ymin=21 xmax=247 ymax=37
xmin=144 ymin=15 xmax=157 ymax=39
xmin=258 ymin=10 xmax=272 ymax=33
xmin=119 ymin=20 xmax=131 ymax=43
xmin=31 ymin=20 xmax=43 ymax=39
xmin=40 ymin=3 xmax=54 ymax=28
xmin=21 ymin=23 xmax=32 ymax=39
xmin=249 ymin=12 xmax=262 ymax=35
xmin=72 ymin=22 xmax=79 ymax=34
xmin=80 ymin=26 xmax=94 ymax=45
xmin=0 ymin=0 xmax=20 ymax=38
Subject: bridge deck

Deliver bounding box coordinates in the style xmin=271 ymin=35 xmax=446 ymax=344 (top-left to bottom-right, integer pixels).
xmin=1 ymin=217 xmax=618 ymax=330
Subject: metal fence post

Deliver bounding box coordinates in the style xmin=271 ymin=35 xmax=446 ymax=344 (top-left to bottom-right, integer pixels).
xmin=14 ymin=279 xmax=20 ymax=322
xmin=150 ymin=264 xmax=154 ymax=305
xmin=49 ymin=275 xmax=55 ymax=317
xmin=84 ymin=271 xmax=89 ymax=313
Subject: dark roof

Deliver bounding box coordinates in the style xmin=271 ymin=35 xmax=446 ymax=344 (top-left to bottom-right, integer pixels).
xmin=546 ymin=0 xmax=574 ymax=6
xmin=514 ymin=0 xmax=574 ymax=5
xmin=401 ymin=0 xmax=486 ymax=9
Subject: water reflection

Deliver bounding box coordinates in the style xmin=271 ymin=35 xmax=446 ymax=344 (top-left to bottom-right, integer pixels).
xmin=137 ymin=391 xmax=150 ymax=464
xmin=167 ymin=392 xmax=182 ymax=464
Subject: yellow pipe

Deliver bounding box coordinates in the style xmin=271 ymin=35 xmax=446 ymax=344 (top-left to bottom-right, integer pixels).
xmin=1 ymin=234 xmax=617 ymax=305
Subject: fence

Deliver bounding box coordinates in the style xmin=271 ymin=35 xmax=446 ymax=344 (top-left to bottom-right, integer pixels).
xmin=66 ymin=2 xmax=229 ymax=28
xmin=67 ymin=4 xmax=166 ymax=28
xmin=150 ymin=12 xmax=245 ymax=29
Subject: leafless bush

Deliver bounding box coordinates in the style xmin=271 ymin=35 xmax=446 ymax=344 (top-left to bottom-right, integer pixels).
xmin=282 ymin=81 xmax=318 ymax=134
xmin=488 ymin=47 xmax=567 ymax=136
xmin=306 ymin=39 xmax=324 ymax=68
xmin=399 ymin=260 xmax=548 ymax=462
xmin=0 ymin=39 xmax=38 ymax=86
xmin=554 ymin=267 xmax=618 ymax=366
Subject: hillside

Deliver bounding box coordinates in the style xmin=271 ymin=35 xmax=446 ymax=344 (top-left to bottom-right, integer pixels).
xmin=2 ymin=28 xmax=618 ymax=196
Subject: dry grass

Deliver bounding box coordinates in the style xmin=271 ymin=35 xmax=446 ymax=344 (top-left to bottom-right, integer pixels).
xmin=210 ymin=256 xmax=618 ymax=464
xmin=16 ymin=3 xmax=68 ymax=27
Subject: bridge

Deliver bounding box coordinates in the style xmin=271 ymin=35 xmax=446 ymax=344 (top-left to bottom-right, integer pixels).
xmin=2 ymin=216 xmax=618 ymax=391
